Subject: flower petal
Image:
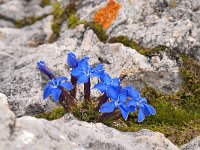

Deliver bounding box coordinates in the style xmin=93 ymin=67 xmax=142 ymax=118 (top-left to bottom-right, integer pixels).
xmin=71 ymin=68 xmax=82 ymax=77
xmin=126 ymin=86 xmax=140 ymax=99
xmin=67 ymin=52 xmax=78 ymax=68
xmin=119 ymin=104 xmax=129 ymax=120
xmin=93 ymin=83 xmax=107 ymax=93
xmin=99 ymin=101 xmax=115 ymax=113
xmin=128 ymin=99 xmax=137 ymax=107
xmin=43 ymin=85 xmax=52 ymax=99
xmin=60 ymin=82 xmax=73 ymax=90
xmin=51 ymin=88 xmax=61 ymax=102
xmin=119 ymin=91 xmax=127 ymax=103
xmin=103 ymin=73 xmax=112 ymax=83
xmin=79 ymin=58 xmax=89 ymax=71
xmin=106 ymin=85 xmax=118 ymax=100
xmin=92 ymin=64 xmax=104 ymax=72
xmin=128 ymin=106 xmax=136 ymax=113
xmin=112 ymin=78 xmax=120 ymax=85
xmin=138 ymin=108 xmax=145 ymax=123
xmin=144 ymin=104 xmax=156 ymax=115
xmin=77 ymin=74 xmax=89 ymax=84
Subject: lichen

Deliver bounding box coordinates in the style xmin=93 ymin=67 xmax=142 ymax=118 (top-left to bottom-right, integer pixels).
xmin=93 ymin=0 xmax=121 ymax=29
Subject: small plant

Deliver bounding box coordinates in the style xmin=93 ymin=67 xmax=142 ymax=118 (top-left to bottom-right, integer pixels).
xmin=37 ymin=52 xmax=156 ymax=122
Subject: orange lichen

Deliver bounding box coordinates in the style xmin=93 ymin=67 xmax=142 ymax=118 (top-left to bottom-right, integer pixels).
xmin=93 ymin=0 xmax=121 ymax=29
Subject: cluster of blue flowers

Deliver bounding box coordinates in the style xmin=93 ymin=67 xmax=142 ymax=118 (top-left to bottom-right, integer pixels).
xmin=37 ymin=52 xmax=156 ymax=122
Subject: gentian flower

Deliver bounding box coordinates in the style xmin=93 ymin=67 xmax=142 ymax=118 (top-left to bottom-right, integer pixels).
xmin=37 ymin=61 xmax=54 ymax=79
xmin=71 ymin=58 xmax=105 ymax=84
xmin=99 ymin=85 xmax=129 ymax=120
xmin=126 ymin=86 xmax=156 ymax=122
xmin=43 ymin=77 xmax=73 ymax=102
xmin=67 ymin=52 xmax=79 ymax=68
xmin=94 ymin=73 xmax=120 ymax=93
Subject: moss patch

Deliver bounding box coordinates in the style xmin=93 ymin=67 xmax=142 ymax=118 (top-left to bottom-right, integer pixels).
xmin=40 ymin=0 xmax=51 ymax=7
xmin=48 ymin=2 xmax=77 ymax=43
xmin=15 ymin=14 xmax=50 ymax=28
xmin=67 ymin=15 xmax=87 ymax=29
xmin=108 ymin=36 xmax=167 ymax=56
xmin=35 ymin=106 xmax=66 ymax=120
xmin=84 ymin=22 xmax=108 ymax=42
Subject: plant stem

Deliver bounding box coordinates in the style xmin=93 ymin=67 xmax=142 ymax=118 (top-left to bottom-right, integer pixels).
xmin=84 ymin=78 xmax=91 ymax=102
xmin=58 ymin=86 xmax=77 ymax=109
xmin=95 ymin=93 xmax=108 ymax=111
xmin=70 ymin=75 xmax=77 ymax=98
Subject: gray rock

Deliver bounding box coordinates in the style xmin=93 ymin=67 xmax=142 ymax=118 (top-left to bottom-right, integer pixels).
xmin=0 ymin=95 xmax=180 ymax=150
xmin=0 ymin=19 xmax=15 ymax=27
xmin=181 ymin=136 xmax=200 ymax=150
xmin=0 ymin=15 xmax=53 ymax=47
xmin=0 ymin=0 xmax=52 ymax=20
xmin=77 ymin=0 xmax=200 ymax=61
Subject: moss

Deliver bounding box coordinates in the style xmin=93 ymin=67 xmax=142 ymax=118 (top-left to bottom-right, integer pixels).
xmin=15 ymin=14 xmax=50 ymax=28
xmin=40 ymin=0 xmax=51 ymax=7
xmin=108 ymin=36 xmax=166 ymax=56
xmin=178 ymin=55 xmax=200 ymax=113
xmin=84 ymin=22 xmax=108 ymax=42
xmin=71 ymin=101 xmax=100 ymax=122
xmin=48 ymin=2 xmax=77 ymax=43
xmin=67 ymin=15 xmax=87 ymax=29
xmin=35 ymin=106 xmax=66 ymax=120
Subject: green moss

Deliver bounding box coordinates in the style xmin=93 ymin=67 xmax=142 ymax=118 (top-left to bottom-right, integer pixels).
xmin=108 ymin=36 xmax=166 ymax=56
xmin=84 ymin=22 xmax=108 ymax=42
xmin=35 ymin=106 xmax=66 ymax=120
xmin=178 ymin=55 xmax=200 ymax=113
xmin=49 ymin=2 xmax=77 ymax=43
xmin=40 ymin=0 xmax=51 ymax=7
xmin=15 ymin=14 xmax=50 ymax=28
xmin=72 ymin=101 xmax=100 ymax=122
xmin=67 ymin=15 xmax=87 ymax=29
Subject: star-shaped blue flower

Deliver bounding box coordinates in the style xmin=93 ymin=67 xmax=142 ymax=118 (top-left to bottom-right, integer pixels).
xmin=43 ymin=77 xmax=73 ymax=102
xmin=126 ymin=86 xmax=156 ymax=122
xmin=71 ymin=58 xmax=105 ymax=84
xmin=94 ymin=73 xmax=120 ymax=93
xmin=37 ymin=61 xmax=54 ymax=79
xmin=99 ymin=85 xmax=129 ymax=120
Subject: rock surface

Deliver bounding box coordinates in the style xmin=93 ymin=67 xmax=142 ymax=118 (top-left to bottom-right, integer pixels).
xmin=181 ymin=136 xmax=200 ymax=150
xmin=0 ymin=94 xmax=180 ymax=150
xmin=77 ymin=0 xmax=200 ymax=61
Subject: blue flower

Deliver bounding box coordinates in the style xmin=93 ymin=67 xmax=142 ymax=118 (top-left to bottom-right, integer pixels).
xmin=126 ymin=86 xmax=156 ymax=122
xmin=37 ymin=61 xmax=54 ymax=79
xmin=67 ymin=52 xmax=79 ymax=68
xmin=99 ymin=85 xmax=129 ymax=120
xmin=43 ymin=77 xmax=73 ymax=102
xmin=71 ymin=58 xmax=105 ymax=84
xmin=94 ymin=73 xmax=120 ymax=93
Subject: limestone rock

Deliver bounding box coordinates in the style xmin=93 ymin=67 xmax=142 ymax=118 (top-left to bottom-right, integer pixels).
xmin=181 ymin=136 xmax=200 ymax=150
xmin=0 ymin=95 xmax=180 ymax=150
xmin=77 ymin=0 xmax=200 ymax=61
xmin=0 ymin=0 xmax=52 ymax=21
